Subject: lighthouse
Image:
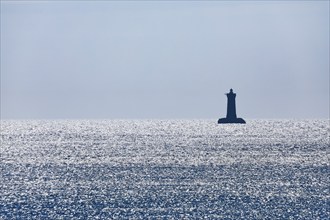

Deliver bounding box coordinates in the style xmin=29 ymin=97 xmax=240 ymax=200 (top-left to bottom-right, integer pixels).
xmin=218 ymin=89 xmax=246 ymax=124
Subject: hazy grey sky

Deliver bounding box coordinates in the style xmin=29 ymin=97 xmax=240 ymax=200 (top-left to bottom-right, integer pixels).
xmin=1 ymin=1 xmax=329 ymax=119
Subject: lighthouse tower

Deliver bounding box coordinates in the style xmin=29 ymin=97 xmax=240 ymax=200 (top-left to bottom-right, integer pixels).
xmin=218 ymin=88 xmax=246 ymax=124
xmin=226 ymin=89 xmax=237 ymax=119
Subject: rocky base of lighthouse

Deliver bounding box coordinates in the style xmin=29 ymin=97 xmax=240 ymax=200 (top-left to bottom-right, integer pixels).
xmin=218 ymin=118 xmax=246 ymax=124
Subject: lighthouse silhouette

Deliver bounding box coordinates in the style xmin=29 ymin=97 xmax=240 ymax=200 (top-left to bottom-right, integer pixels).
xmin=218 ymin=89 xmax=246 ymax=124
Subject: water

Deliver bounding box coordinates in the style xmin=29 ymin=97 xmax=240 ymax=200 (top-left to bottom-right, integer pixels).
xmin=0 ymin=120 xmax=329 ymax=219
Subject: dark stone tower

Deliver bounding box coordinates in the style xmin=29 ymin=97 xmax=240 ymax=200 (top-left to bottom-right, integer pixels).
xmin=218 ymin=89 xmax=246 ymax=124
xmin=226 ymin=89 xmax=237 ymax=119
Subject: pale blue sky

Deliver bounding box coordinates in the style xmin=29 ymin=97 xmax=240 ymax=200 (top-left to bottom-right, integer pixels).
xmin=1 ymin=1 xmax=329 ymax=119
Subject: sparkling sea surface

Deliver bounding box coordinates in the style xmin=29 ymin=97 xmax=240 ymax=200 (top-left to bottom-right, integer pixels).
xmin=0 ymin=119 xmax=329 ymax=219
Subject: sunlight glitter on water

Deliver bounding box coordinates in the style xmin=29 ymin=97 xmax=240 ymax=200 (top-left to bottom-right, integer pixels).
xmin=0 ymin=120 xmax=329 ymax=219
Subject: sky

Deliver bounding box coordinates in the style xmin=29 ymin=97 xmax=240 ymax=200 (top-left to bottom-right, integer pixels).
xmin=1 ymin=1 xmax=329 ymax=119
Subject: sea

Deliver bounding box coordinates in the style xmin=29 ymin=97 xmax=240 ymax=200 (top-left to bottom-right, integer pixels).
xmin=0 ymin=119 xmax=329 ymax=219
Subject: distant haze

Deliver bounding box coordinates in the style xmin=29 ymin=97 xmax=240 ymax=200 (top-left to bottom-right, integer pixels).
xmin=1 ymin=1 xmax=329 ymax=119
